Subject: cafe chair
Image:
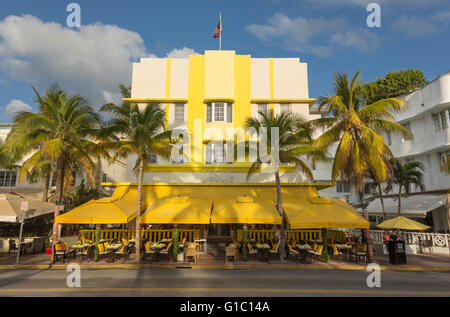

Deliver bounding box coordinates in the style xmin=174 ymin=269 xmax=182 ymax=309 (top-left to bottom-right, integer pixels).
xmin=78 ymin=244 xmax=95 ymax=263
xmin=287 ymin=244 xmax=299 ymax=263
xmin=247 ymin=243 xmax=258 ymax=260
xmin=185 ymin=246 xmax=198 ymax=263
xmin=225 ymin=246 xmax=238 ymax=262
xmin=115 ymin=244 xmax=131 ymax=262
xmin=53 ymin=242 xmax=76 ymax=263
xmin=269 ymin=242 xmax=280 ymax=260
xmin=307 ymin=244 xmax=323 ymax=262
xmin=160 ymin=242 xmax=173 ymax=261
xmin=143 ymin=241 xmax=157 ymax=262
xmin=96 ymin=243 xmax=109 ymax=261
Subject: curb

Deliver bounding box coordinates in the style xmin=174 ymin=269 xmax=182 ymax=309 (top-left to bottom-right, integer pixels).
xmin=1 ymin=263 xmax=449 ymax=272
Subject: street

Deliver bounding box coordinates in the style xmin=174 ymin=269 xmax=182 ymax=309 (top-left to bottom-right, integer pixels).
xmin=0 ymin=267 xmax=449 ymax=297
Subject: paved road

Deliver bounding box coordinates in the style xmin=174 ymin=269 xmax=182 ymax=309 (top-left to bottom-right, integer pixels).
xmin=0 ymin=267 xmax=449 ymax=297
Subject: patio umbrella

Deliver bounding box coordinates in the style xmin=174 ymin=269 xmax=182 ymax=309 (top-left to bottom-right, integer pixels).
xmin=377 ymin=216 xmax=430 ymax=231
xmin=283 ymin=196 xmax=369 ymax=229
xmin=0 ymin=193 xmax=56 ymax=223
xmin=140 ymin=196 xmax=212 ymax=224
xmin=55 ymin=197 xmax=138 ymax=224
xmin=211 ymin=195 xmax=282 ymax=224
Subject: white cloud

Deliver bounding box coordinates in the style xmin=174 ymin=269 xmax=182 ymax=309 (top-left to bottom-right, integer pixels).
xmin=0 ymin=15 xmax=199 ymax=110
xmin=246 ymin=13 xmax=377 ymax=57
xmin=305 ymin=0 xmax=446 ymax=8
xmin=5 ymin=99 xmax=32 ymax=115
xmin=392 ymin=14 xmax=441 ymax=37
xmin=166 ymin=47 xmax=200 ymax=58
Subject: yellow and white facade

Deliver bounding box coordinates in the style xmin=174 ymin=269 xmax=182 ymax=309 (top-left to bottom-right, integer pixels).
xmin=104 ymin=50 xmax=320 ymax=184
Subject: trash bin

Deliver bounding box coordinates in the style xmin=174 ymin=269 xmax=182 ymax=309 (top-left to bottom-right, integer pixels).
xmin=388 ymin=240 xmax=407 ymax=265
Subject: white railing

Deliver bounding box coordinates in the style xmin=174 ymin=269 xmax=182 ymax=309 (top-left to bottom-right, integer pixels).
xmin=349 ymin=229 xmax=450 ymax=254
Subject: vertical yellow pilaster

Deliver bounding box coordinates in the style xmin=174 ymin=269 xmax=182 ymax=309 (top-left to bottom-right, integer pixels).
xmin=187 ymin=55 xmax=205 ymax=162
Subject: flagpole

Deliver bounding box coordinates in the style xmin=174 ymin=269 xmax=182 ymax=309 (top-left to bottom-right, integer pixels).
xmin=219 ymin=11 xmax=222 ymax=51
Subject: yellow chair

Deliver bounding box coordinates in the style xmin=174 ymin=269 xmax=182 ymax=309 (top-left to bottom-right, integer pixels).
xmin=97 ymin=243 xmax=109 ymax=261
xmin=287 ymin=244 xmax=299 ymax=263
xmin=247 ymin=243 xmax=258 ymax=260
xmin=307 ymin=244 xmax=323 ymax=262
xmin=160 ymin=242 xmax=173 ymax=261
xmin=53 ymin=242 xmax=76 ymax=263
xmin=269 ymin=242 xmax=280 ymax=260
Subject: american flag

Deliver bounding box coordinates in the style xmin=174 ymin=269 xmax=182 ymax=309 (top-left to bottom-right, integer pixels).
xmin=212 ymin=21 xmax=222 ymax=38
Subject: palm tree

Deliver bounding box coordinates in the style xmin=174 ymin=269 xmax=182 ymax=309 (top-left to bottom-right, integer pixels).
xmin=386 ymin=159 xmax=425 ymax=216
xmin=100 ymin=98 xmax=173 ymax=261
xmin=312 ymin=70 xmax=411 ymax=262
xmin=5 ymin=84 xmax=100 ymax=246
xmin=245 ymin=110 xmax=327 ymax=260
xmin=367 ymin=165 xmax=393 ymax=220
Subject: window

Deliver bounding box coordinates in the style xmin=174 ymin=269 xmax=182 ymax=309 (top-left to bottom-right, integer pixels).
xmin=205 ymin=142 xmax=225 ymax=164
xmin=364 ymin=183 xmax=372 ymax=195
xmin=438 ymin=151 xmax=450 ymax=171
xmin=280 ymin=103 xmax=291 ymax=115
xmin=401 ymin=122 xmax=412 ymax=140
xmin=336 ymin=181 xmax=350 ymax=193
xmin=0 ymin=171 xmax=17 ymax=187
xmin=432 ymin=113 xmax=441 ymax=132
xmin=102 ymin=173 xmax=107 ymax=183
xmin=257 ymin=104 xmax=269 ymax=120
xmin=432 ymin=110 xmax=449 ymax=132
xmin=206 ymin=103 xmax=233 ymax=123
xmin=439 ymin=110 xmax=448 ymax=130
xmin=174 ymin=103 xmax=185 ymax=123
xmin=386 ymin=131 xmax=392 ymax=146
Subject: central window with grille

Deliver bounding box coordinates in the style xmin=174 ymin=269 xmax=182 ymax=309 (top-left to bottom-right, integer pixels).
xmin=206 ymin=103 xmax=233 ymax=123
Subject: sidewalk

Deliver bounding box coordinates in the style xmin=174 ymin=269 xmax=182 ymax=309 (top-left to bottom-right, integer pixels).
xmin=1 ymin=252 xmax=449 ymax=271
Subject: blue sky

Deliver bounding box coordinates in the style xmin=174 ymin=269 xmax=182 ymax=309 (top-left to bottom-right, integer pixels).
xmin=0 ymin=0 xmax=449 ymax=122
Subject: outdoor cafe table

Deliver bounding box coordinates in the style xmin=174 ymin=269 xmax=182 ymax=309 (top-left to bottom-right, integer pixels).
xmin=335 ymin=244 xmax=352 ymax=259
xmin=255 ymin=243 xmax=270 ymax=262
xmin=106 ymin=244 xmax=123 ymax=262
xmin=70 ymin=244 xmax=90 ymax=257
xmin=296 ymin=244 xmax=312 ymax=262
xmin=151 ymin=243 xmax=166 ymax=261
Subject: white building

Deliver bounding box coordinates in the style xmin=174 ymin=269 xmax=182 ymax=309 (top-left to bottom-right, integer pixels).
xmin=318 ymin=71 xmax=450 ymax=230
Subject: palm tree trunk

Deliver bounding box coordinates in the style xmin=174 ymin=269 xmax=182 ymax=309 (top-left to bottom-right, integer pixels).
xmin=378 ymin=183 xmax=387 ymax=220
xmin=274 ymin=170 xmax=286 ymax=260
xmin=135 ymin=159 xmax=144 ymax=261
xmin=42 ymin=172 xmax=50 ymax=202
xmin=397 ymin=187 xmax=402 ymax=217
xmin=359 ymin=191 xmax=374 ymax=262
xmin=52 ymin=155 xmax=65 ymax=252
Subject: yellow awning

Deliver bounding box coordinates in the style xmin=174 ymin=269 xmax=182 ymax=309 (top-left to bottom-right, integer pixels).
xmin=140 ymin=196 xmax=212 ymax=224
xmin=283 ymin=197 xmax=369 ymax=229
xmin=211 ymin=195 xmax=282 ymax=224
xmin=55 ymin=198 xmax=137 ymax=224
xmin=377 ymin=216 xmax=430 ymax=231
